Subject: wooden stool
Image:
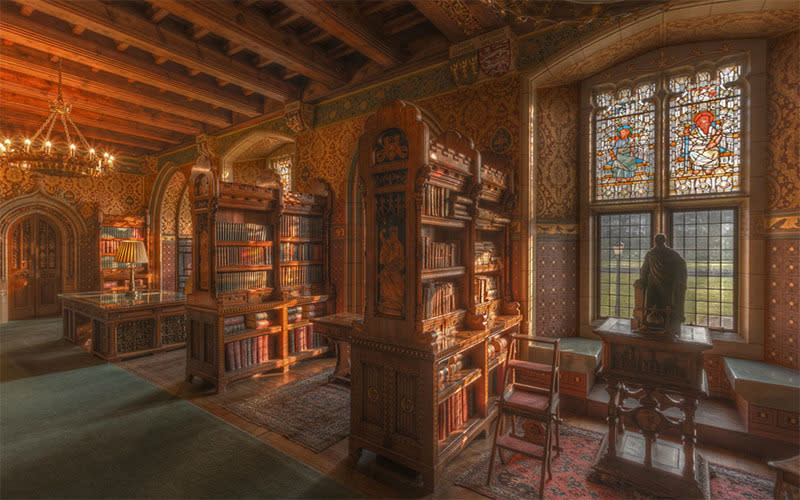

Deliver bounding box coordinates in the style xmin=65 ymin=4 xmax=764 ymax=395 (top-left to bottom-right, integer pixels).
xmin=487 ymin=335 xmax=561 ymax=499
xmin=769 ymin=455 xmax=800 ymax=500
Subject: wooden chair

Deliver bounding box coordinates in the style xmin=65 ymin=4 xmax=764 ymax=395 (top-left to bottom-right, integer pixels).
xmin=486 ymin=335 xmax=561 ymax=499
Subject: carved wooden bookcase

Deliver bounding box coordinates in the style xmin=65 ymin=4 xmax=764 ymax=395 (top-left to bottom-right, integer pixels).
xmin=350 ymin=99 xmax=521 ymax=491
xmin=98 ymin=211 xmax=150 ymax=292
xmin=185 ymin=170 xmax=333 ymax=392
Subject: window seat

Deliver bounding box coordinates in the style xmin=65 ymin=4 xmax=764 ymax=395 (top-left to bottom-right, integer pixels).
xmin=723 ymin=357 xmax=800 ymax=443
xmin=527 ymin=338 xmax=602 ymax=400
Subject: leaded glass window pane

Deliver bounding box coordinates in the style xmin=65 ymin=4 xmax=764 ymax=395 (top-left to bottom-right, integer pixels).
xmin=598 ymin=213 xmax=652 ymax=319
xmin=594 ymin=84 xmax=656 ymax=201
xmin=668 ymin=65 xmax=742 ymax=195
xmin=671 ymin=208 xmax=736 ymax=330
xmin=270 ymin=155 xmax=293 ymax=191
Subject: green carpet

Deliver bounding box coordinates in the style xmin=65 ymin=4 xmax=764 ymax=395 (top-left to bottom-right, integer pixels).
xmin=1 ymin=321 xmax=358 ymax=498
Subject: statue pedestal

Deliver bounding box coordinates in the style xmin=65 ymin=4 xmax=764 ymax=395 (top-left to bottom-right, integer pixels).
xmin=592 ymin=318 xmax=713 ymax=499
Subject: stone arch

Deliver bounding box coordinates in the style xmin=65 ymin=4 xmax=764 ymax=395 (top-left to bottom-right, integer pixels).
xmin=219 ymin=130 xmax=295 ymax=183
xmin=0 ymin=190 xmax=87 ymax=322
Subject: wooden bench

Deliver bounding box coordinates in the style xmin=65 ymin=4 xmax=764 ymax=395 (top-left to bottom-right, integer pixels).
xmin=724 ymin=357 xmax=800 ymax=444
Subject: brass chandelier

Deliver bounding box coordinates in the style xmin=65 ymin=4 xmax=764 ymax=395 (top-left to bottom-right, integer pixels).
xmin=0 ymin=60 xmax=114 ymax=177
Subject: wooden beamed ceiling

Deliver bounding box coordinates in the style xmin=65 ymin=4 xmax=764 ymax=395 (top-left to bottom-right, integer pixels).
xmin=0 ymin=0 xmax=669 ymax=161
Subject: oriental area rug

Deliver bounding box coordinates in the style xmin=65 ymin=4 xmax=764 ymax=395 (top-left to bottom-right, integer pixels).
xmin=224 ymin=369 xmax=350 ymax=453
xmin=456 ymin=425 xmax=773 ymax=500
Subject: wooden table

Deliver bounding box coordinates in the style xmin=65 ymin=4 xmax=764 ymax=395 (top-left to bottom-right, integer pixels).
xmin=311 ymin=312 xmax=362 ymax=384
xmin=60 ymin=291 xmax=187 ymax=361
xmin=592 ymin=318 xmax=713 ymax=499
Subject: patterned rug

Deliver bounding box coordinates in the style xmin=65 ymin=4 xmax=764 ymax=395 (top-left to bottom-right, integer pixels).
xmin=224 ymin=370 xmax=350 ymax=453
xmin=456 ymin=425 xmax=773 ymax=499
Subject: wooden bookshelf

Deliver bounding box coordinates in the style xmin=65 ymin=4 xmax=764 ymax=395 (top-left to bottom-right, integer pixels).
xmin=349 ymin=100 xmax=521 ymax=491
xmin=98 ymin=212 xmax=150 ymax=292
xmin=185 ymin=172 xmax=334 ymax=392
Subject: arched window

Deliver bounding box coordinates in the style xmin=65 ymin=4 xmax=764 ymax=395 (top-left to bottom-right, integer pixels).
xmin=270 ymin=154 xmax=293 ymax=191
xmin=582 ymin=40 xmax=765 ymax=336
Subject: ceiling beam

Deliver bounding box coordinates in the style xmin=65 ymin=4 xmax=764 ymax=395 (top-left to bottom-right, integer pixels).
xmin=383 ymin=11 xmax=428 ymax=36
xmin=0 ymin=110 xmax=167 ymax=152
xmin=409 ymin=0 xmax=470 ymax=42
xmin=0 ymin=92 xmax=184 ymax=144
xmin=0 ymin=71 xmax=204 ymax=135
xmin=149 ymin=0 xmax=347 ymax=88
xmin=272 ymin=9 xmax=302 ymax=28
xmin=281 ymin=0 xmax=402 ymax=67
xmin=1 ymin=9 xmax=265 ymax=116
xmin=0 ymin=44 xmax=232 ymax=128
xmin=22 ymin=0 xmax=296 ymax=103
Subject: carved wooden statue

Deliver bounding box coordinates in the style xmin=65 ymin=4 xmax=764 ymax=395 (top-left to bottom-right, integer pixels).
xmin=632 ymin=233 xmax=687 ymax=335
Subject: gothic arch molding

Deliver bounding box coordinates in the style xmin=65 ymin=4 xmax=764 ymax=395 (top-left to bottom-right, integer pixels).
xmin=0 ymin=191 xmax=87 ymax=321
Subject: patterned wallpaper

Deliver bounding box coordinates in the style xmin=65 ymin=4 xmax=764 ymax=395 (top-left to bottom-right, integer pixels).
xmin=767 ymin=31 xmax=800 ymax=212
xmin=159 ymin=170 xmax=187 ymax=236
xmin=420 ymin=73 xmax=521 ymax=169
xmin=765 ymin=241 xmax=799 ymax=370
xmin=536 ymin=238 xmax=578 ymax=338
xmin=535 ymin=84 xmax=579 ymax=221
xmin=0 ymin=166 xmax=146 ymax=218
xmin=765 ymin=31 xmax=799 ymax=370
xmin=295 ymin=115 xmax=368 ymax=225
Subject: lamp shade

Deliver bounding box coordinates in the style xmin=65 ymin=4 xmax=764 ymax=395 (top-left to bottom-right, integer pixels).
xmin=114 ymin=240 xmax=148 ymax=264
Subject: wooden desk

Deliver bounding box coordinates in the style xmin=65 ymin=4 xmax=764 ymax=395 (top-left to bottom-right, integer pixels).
xmin=311 ymin=312 xmax=362 ymax=384
xmin=593 ymin=318 xmax=713 ymax=499
xmin=60 ymin=291 xmax=187 ymax=361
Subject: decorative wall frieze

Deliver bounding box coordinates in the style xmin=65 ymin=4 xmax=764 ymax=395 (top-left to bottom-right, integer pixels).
xmin=764 ymin=209 xmax=800 ymax=238
xmin=536 ymin=220 xmax=579 ymax=239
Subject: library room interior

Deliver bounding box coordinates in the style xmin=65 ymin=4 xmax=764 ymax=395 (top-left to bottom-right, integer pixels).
xmin=1 ymin=0 xmax=799 ymax=498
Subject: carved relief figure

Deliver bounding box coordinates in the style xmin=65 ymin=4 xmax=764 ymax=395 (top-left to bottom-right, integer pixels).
xmin=374 ymin=129 xmax=409 ymax=164
xmin=634 ymin=233 xmax=687 ymax=334
xmin=378 ymin=225 xmax=405 ymax=317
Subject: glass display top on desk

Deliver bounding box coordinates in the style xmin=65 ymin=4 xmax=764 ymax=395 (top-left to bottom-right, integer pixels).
xmin=59 ymin=291 xmax=187 ymax=308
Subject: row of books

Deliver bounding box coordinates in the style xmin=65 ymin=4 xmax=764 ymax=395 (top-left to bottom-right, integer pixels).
xmin=422 ymin=237 xmax=460 ymax=269
xmin=423 ymin=282 xmax=457 ymax=318
xmin=475 ymin=241 xmax=497 ymax=267
xmin=100 ymin=226 xmax=143 ymax=239
xmin=223 ymin=315 xmax=246 ymax=336
xmin=437 ymin=386 xmax=474 ymax=441
xmin=246 ymin=311 xmax=277 ymax=331
xmin=437 ymin=354 xmax=466 ymax=389
xmin=281 ymin=264 xmax=323 ymax=286
xmin=423 ymin=184 xmax=451 ymax=218
xmin=287 ymin=302 xmax=326 ymax=324
xmin=224 ymin=334 xmax=278 ymax=372
xmin=99 ymin=239 xmax=132 ymax=255
xmin=217 ymin=246 xmax=271 ymax=267
xmin=280 ymin=215 xmax=323 ymax=239
xmin=280 ymin=242 xmax=323 ymax=262
xmin=475 ymin=275 xmax=498 ymax=304
xmin=216 ymin=221 xmax=272 ymax=242
xmin=216 ymin=270 xmax=272 ymax=293
xmin=101 ymin=255 xmax=133 ymax=269
xmin=288 ymin=325 xmax=323 ymax=353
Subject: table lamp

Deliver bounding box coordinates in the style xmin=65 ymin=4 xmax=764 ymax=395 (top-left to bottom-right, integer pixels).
xmin=114 ymin=240 xmax=148 ymax=297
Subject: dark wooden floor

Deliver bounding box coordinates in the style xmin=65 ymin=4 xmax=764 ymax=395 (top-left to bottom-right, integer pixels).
xmin=116 ymin=345 xmax=775 ymax=498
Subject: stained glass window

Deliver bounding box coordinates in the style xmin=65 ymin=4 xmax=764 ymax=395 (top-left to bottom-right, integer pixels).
xmin=593 ymin=84 xmax=656 ymax=200
xmin=598 ymin=213 xmax=652 ymax=319
xmin=668 ymin=65 xmax=742 ymax=195
xmin=671 ymin=208 xmax=736 ymax=330
xmin=270 ymin=155 xmax=293 ymax=191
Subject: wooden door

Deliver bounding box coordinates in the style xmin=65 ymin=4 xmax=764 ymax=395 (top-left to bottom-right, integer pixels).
xmin=7 ymin=215 xmax=62 ymax=319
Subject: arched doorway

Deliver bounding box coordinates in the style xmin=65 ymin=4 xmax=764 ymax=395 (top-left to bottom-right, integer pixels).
xmin=7 ymin=214 xmax=62 ymax=319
